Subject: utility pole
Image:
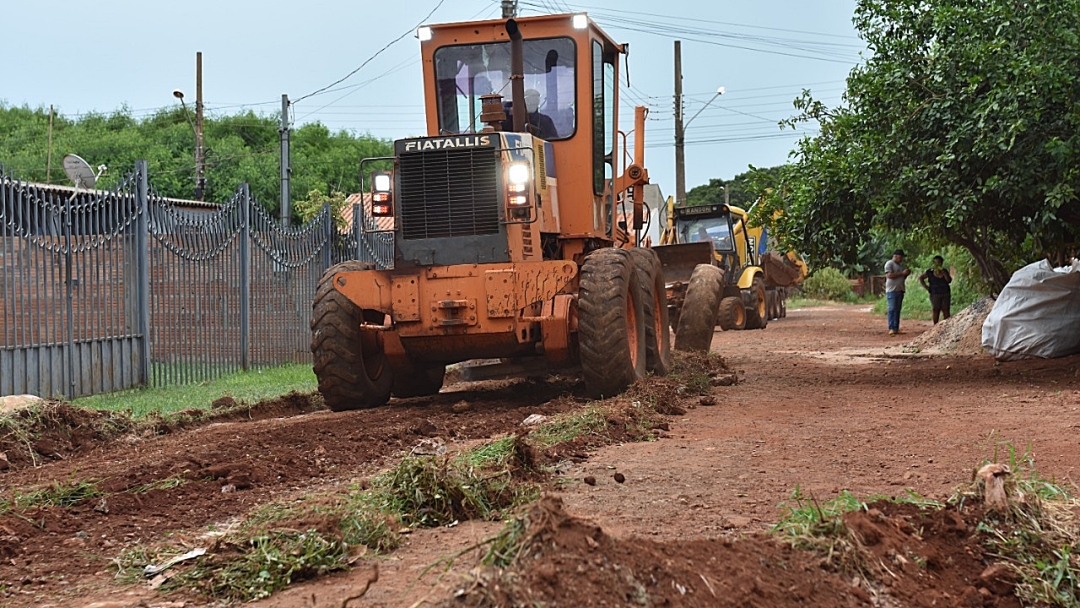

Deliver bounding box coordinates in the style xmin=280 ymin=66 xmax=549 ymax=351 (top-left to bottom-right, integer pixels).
xmin=674 ymin=40 xmax=685 ymax=207
xmin=195 ymin=51 xmax=206 ymax=201
xmin=501 ymin=0 xmax=517 ymax=18
xmin=46 ymin=105 xmax=54 ymax=183
xmin=280 ymin=94 xmax=291 ymax=227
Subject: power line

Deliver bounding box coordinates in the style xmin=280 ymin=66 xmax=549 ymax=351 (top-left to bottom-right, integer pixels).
xmin=293 ymin=0 xmax=447 ymax=104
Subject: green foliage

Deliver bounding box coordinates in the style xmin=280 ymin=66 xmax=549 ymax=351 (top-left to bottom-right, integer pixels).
xmin=759 ymin=0 xmax=1080 ymax=292
xmin=0 ymin=104 xmax=392 ymax=221
xmin=801 ymin=267 xmax=856 ymax=302
xmin=950 ymin=447 xmax=1080 ymax=608
xmin=13 ymin=479 xmax=102 ymax=510
xmin=293 ymin=189 xmax=349 ymax=230
xmin=686 ymin=165 xmax=785 ymax=209
xmin=74 ymin=363 xmax=316 ymax=417
xmin=369 ymin=456 xmax=539 ymax=528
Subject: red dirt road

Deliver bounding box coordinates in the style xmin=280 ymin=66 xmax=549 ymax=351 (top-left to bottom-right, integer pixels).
xmin=3 ymin=303 xmax=1079 ymax=607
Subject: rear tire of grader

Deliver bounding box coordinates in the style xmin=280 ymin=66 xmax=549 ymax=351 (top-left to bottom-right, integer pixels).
xmin=718 ymin=295 xmax=746 ymax=331
xmin=578 ymin=248 xmax=648 ymax=398
xmin=629 ymin=248 xmax=672 ymax=376
xmin=674 ymin=264 xmax=723 ymax=352
xmin=744 ymin=276 xmax=769 ymax=330
xmin=311 ymin=261 xmax=393 ymax=411
xmin=391 ymin=364 xmax=446 ymax=398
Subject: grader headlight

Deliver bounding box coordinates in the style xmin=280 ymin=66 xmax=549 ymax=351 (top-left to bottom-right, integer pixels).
xmin=506 ymin=162 xmax=531 ymax=207
xmin=371 ymin=171 xmax=394 ymax=217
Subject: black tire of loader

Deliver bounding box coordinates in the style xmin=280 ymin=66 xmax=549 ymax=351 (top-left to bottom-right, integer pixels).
xmin=578 ymin=248 xmax=647 ymax=398
xmin=766 ymin=289 xmax=778 ymax=320
xmin=674 ymin=264 xmax=723 ymax=352
xmin=744 ymin=276 xmax=768 ymax=330
xmin=311 ymin=261 xmax=393 ymax=411
xmin=718 ymin=295 xmax=746 ymax=331
xmin=629 ymin=248 xmax=672 ymax=376
xmin=392 ymin=364 xmax=446 ymax=398
xmin=779 ymin=290 xmax=788 ymax=318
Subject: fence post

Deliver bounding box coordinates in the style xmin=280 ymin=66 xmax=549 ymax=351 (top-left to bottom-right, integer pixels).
xmin=353 ymin=202 xmax=362 ymax=262
xmin=136 ymin=160 xmax=151 ymax=387
xmin=240 ymin=184 xmax=251 ymax=371
xmin=324 ymin=202 xmax=334 ymax=269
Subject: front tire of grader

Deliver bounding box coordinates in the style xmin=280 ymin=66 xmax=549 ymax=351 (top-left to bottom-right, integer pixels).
xmin=717 ymin=296 xmax=746 ymax=331
xmin=578 ymin=248 xmax=647 ymax=399
xmin=674 ymin=264 xmax=723 ymax=352
xmin=744 ymin=276 xmax=769 ymax=330
xmin=311 ymin=261 xmax=393 ymax=411
xmin=628 ymin=248 xmax=672 ymax=376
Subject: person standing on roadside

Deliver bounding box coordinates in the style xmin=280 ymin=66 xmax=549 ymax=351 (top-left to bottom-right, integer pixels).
xmin=884 ymin=249 xmax=911 ymax=336
xmin=919 ymin=255 xmax=953 ymax=324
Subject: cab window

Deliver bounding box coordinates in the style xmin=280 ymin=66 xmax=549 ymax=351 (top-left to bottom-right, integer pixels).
xmin=433 ymin=37 xmax=576 ymax=140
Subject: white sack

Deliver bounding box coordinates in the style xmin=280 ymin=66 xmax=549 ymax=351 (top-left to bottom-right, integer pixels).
xmin=982 ymin=259 xmax=1080 ymax=361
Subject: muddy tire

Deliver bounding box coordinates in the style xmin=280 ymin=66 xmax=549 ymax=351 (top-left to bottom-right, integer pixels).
xmin=674 ymin=264 xmax=723 ymax=352
xmin=578 ymin=248 xmax=647 ymax=398
xmin=718 ymin=296 xmax=746 ymax=331
xmin=629 ymin=248 xmax=672 ymax=376
xmin=779 ymin=290 xmax=788 ymax=318
xmin=766 ymin=289 xmax=778 ymax=320
xmin=744 ymin=276 xmax=768 ymax=330
xmin=311 ymin=261 xmax=393 ymax=411
xmin=392 ymin=364 xmax=446 ymax=398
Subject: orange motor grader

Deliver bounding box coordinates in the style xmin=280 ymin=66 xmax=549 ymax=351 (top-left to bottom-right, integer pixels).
xmin=311 ymin=13 xmax=672 ymax=410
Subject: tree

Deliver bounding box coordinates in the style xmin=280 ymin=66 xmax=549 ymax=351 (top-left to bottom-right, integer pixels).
xmin=0 ymin=103 xmax=392 ymax=224
xmin=759 ymin=0 xmax=1080 ymax=292
xmin=686 ymin=166 xmax=784 ymax=210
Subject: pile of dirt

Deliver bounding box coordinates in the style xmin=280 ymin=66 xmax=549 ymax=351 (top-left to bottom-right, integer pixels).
xmin=909 ymin=296 xmax=995 ymax=355
xmin=0 ymin=402 xmax=135 ymax=470
xmin=442 ymin=495 xmax=1021 ymax=608
xmin=0 ymin=393 xmax=324 ymax=473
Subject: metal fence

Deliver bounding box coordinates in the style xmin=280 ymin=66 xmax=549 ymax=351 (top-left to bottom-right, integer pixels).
xmin=1 ymin=160 xmax=393 ymax=398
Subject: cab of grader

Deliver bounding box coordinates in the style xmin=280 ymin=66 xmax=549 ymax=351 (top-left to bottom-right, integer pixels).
xmin=311 ymin=13 xmax=672 ymax=411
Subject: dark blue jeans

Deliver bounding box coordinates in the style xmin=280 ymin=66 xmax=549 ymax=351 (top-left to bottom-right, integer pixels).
xmin=886 ymin=291 xmax=905 ymax=331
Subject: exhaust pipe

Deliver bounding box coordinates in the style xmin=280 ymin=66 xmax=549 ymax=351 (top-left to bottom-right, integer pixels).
xmin=506 ymin=19 xmax=526 ymax=133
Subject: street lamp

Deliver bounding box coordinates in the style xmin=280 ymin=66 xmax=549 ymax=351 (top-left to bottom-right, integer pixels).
xmin=172 ymin=88 xmax=205 ymax=200
xmin=675 ymin=86 xmax=725 ymax=206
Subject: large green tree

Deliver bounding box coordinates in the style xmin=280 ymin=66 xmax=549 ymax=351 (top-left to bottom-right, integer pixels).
xmin=0 ymin=104 xmax=392 ymax=224
xmin=759 ymin=0 xmax=1080 ymax=292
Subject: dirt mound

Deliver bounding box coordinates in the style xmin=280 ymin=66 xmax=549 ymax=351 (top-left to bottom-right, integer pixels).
xmin=909 ymin=296 xmax=995 ymax=355
xmin=443 ymin=495 xmax=1024 ymax=608
xmin=443 ymin=496 xmax=866 ymax=607
xmin=0 ymin=402 xmax=136 ymax=470
xmin=0 ymin=392 xmax=323 ymax=473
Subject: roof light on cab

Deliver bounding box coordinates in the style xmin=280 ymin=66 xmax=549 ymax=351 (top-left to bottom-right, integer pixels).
xmin=571 ymin=14 xmax=588 ymax=29
xmin=417 ymin=26 xmax=433 ymax=41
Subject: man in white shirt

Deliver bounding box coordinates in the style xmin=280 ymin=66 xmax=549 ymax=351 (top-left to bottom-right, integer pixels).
xmin=884 ymin=249 xmax=911 ymax=335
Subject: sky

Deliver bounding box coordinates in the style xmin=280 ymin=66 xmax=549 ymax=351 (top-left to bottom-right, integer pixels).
xmin=0 ymin=0 xmax=864 ymax=199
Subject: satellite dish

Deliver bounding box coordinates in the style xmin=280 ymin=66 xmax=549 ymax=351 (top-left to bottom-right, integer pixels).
xmin=62 ymin=154 xmax=98 ymax=189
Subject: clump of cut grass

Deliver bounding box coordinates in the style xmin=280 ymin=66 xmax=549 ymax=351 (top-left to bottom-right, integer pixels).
xmin=194 ymin=530 xmax=350 ymax=601
xmin=527 ymin=406 xmax=607 ymax=448
xmin=129 ymin=476 xmax=187 ymax=494
xmin=13 ymin=479 xmax=103 ymax=510
xmin=772 ymin=487 xmax=942 ymax=576
xmin=370 ymin=455 xmax=539 ymax=528
xmin=953 ymin=446 xmax=1080 ymax=608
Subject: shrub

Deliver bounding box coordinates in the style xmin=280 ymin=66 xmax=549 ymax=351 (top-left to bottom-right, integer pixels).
xmin=801 ymin=267 xmax=855 ymax=302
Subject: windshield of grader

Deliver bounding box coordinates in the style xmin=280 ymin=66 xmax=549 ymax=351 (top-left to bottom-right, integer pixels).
xmin=681 ymin=216 xmax=735 ymax=252
xmin=433 ymin=37 xmax=576 ymax=140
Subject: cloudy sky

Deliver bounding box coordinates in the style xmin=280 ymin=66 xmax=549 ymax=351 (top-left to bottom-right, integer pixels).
xmin=1 ymin=0 xmax=864 ymax=196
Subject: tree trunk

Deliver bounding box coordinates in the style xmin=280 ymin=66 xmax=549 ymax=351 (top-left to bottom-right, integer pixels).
xmin=949 ymin=233 xmax=1010 ymax=294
